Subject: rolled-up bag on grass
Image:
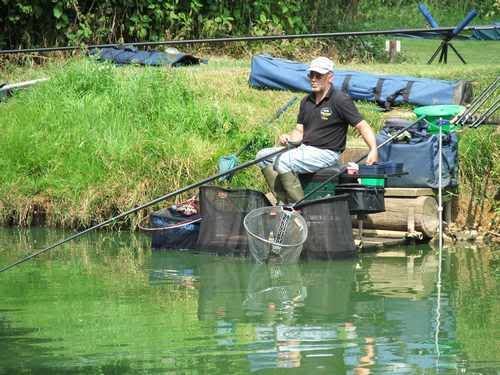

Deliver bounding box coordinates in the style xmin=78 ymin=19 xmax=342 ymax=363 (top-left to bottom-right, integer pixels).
xmin=249 ymin=54 xmax=472 ymax=106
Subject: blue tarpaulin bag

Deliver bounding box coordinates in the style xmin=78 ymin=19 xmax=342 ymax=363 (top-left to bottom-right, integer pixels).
xmin=249 ymin=54 xmax=472 ymax=106
xmin=89 ymin=46 xmax=206 ymax=66
xmin=376 ymin=128 xmax=458 ymax=188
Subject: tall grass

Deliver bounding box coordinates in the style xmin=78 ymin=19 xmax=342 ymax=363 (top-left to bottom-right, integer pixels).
xmin=0 ymin=59 xmax=274 ymax=227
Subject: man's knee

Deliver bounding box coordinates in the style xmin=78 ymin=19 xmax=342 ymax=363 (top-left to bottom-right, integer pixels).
xmin=256 ymin=148 xmax=276 ymax=169
xmin=274 ymin=158 xmax=293 ymax=174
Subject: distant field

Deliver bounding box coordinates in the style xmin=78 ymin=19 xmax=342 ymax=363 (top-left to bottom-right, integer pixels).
xmin=401 ymin=38 xmax=500 ymax=65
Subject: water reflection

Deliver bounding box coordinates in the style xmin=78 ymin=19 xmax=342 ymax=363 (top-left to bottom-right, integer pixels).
xmin=1 ymin=227 xmax=497 ymax=374
xmin=243 ymin=263 xmax=306 ymax=320
xmin=351 ymin=250 xmax=451 ymax=374
xmin=148 ymin=248 xmax=455 ymax=373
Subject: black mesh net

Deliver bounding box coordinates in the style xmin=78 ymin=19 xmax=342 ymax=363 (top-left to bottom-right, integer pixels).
xmin=297 ymin=194 xmax=356 ymax=259
xmin=335 ymin=184 xmax=385 ymax=215
xmin=197 ymin=185 xmax=271 ymax=254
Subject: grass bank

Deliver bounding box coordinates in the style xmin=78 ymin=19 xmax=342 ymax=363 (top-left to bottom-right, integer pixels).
xmin=0 ymin=46 xmax=499 ymax=230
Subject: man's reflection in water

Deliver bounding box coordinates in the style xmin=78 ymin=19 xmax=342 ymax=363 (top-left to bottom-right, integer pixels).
xmin=354 ymin=336 xmax=375 ymax=375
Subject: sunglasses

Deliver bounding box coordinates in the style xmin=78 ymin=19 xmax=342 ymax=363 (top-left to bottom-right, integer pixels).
xmin=308 ymin=71 xmax=328 ymax=80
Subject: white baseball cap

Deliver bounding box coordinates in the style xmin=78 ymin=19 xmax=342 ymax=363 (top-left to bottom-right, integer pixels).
xmin=308 ymin=57 xmax=334 ymax=74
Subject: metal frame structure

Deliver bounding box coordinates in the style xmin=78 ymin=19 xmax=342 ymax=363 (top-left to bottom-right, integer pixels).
xmin=419 ymin=4 xmax=477 ymax=64
xmin=0 ymin=25 xmax=495 ymax=56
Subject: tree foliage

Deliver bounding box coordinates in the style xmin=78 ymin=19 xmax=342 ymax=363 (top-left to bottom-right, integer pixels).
xmin=1 ymin=0 xmax=312 ymax=49
xmin=1 ymin=1 xmax=497 ymax=57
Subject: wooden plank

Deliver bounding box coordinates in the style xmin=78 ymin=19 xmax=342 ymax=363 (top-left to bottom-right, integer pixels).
xmin=384 ymin=188 xmax=434 ymax=197
xmin=359 ymin=236 xmax=409 ymax=252
xmin=353 ymin=228 xmax=423 ymax=239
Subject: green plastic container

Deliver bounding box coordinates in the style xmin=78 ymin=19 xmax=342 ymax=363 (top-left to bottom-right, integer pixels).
xmin=302 ymin=181 xmax=336 ymax=200
xmin=414 ymin=104 xmax=465 ymax=134
xmin=360 ymin=177 xmax=385 ymax=187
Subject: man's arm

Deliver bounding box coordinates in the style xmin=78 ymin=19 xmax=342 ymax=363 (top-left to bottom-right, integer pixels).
xmin=354 ymin=120 xmax=378 ymax=165
xmin=279 ymin=124 xmax=304 ymax=145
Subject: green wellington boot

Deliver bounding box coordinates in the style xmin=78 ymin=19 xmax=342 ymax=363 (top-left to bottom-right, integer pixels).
xmin=279 ymin=171 xmax=305 ymax=203
xmin=261 ymin=166 xmax=287 ymax=204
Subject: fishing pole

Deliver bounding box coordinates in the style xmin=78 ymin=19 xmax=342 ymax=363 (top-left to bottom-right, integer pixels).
xmin=0 ymin=145 xmax=296 ymax=273
xmin=218 ymin=95 xmax=298 ymax=182
xmin=454 ymin=76 xmax=499 ymax=125
xmin=470 ymin=96 xmax=500 ymax=128
xmin=1 ymin=26 xmax=496 ymax=55
xmin=0 ymin=78 xmax=49 ymax=93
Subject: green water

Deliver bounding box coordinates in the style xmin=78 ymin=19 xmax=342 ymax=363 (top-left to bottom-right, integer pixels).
xmin=0 ymin=228 xmax=498 ymax=374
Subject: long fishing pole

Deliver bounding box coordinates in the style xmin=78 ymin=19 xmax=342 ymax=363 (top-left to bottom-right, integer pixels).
xmin=0 ymin=78 xmax=49 ymax=93
xmin=455 ymin=83 xmax=495 ymax=124
xmin=1 ymin=25 xmax=495 ymax=55
xmin=235 ymin=96 xmax=298 ymax=156
xmin=454 ymin=76 xmax=499 ymax=125
xmin=217 ymin=97 xmax=296 ymax=183
xmin=0 ymin=146 xmax=294 ymax=273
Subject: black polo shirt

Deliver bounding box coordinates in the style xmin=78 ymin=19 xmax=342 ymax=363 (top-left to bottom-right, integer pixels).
xmin=297 ymin=86 xmax=363 ymax=152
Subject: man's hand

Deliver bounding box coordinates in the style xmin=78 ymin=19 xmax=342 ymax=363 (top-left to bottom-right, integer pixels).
xmin=278 ymin=134 xmax=290 ymax=145
xmin=365 ymin=149 xmax=379 ymax=165
xmin=279 ymin=124 xmax=304 ymax=146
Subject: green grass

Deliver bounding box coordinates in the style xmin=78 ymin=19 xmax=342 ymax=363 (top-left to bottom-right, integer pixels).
xmin=0 ymin=39 xmax=499 ymax=228
xmin=401 ymin=39 xmax=500 ymax=65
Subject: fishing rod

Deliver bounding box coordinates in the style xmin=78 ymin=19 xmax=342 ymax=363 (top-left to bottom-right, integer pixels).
xmin=0 ymin=145 xmax=297 ymax=273
xmin=218 ymin=95 xmax=298 ymax=182
xmin=0 ymin=25 xmax=495 ymax=55
xmin=0 ymin=78 xmax=49 ymax=93
xmin=454 ymin=76 xmax=499 ymax=125
xmin=470 ymin=96 xmax=500 ymax=128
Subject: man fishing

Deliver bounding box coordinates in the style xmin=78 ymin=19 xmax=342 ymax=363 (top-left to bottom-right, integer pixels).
xmin=256 ymin=56 xmax=379 ymax=203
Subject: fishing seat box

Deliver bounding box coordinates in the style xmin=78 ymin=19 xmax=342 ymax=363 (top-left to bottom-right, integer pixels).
xmin=299 ymin=166 xmax=341 ymax=200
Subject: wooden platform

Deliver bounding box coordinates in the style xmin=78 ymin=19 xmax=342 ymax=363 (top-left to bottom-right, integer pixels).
xmin=351 ymin=187 xmax=456 ymax=251
xmin=384 ymin=187 xmax=434 ymax=197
